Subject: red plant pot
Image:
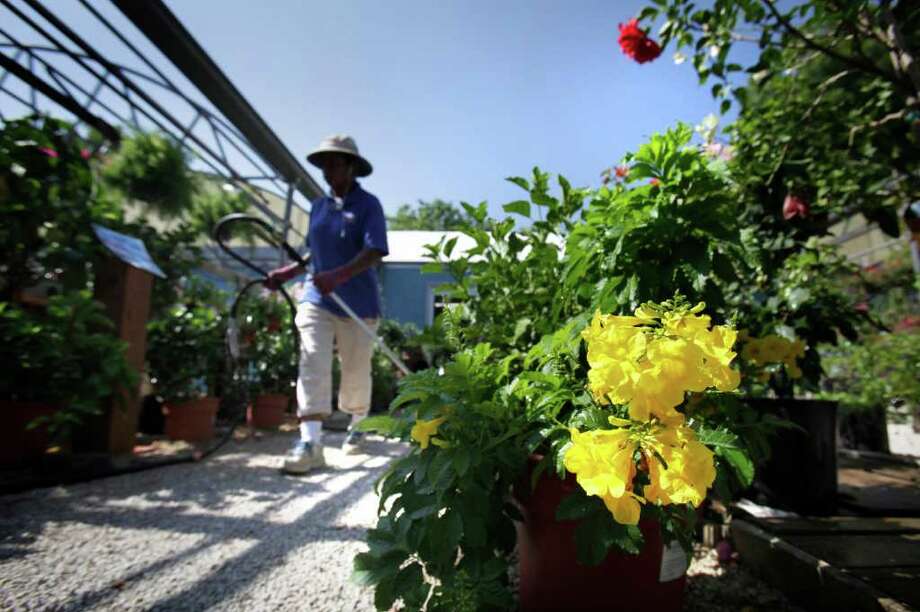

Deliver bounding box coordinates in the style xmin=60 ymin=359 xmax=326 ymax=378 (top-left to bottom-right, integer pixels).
xmin=515 ymin=461 xmax=687 ymax=612
xmin=163 ymin=397 xmax=218 ymax=442
xmin=0 ymin=401 xmax=58 ymax=467
xmin=247 ymin=394 xmax=288 ymax=430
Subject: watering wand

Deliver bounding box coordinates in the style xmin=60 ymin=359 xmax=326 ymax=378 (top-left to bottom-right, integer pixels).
xmin=212 ymin=213 xmax=410 ymax=375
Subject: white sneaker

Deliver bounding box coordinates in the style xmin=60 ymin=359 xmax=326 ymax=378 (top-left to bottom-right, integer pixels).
xmin=342 ymin=430 xmax=368 ymax=454
xmin=282 ymin=439 xmax=325 ymax=474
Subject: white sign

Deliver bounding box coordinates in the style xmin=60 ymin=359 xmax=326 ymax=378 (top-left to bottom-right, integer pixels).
xmin=92 ymin=224 xmax=166 ymax=279
xmin=659 ymin=540 xmax=688 ymax=582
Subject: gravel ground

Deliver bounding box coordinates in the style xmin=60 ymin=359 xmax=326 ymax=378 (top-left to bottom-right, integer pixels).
xmin=0 ymin=431 xmax=402 ymax=612
xmin=2 ymin=431 xmax=800 ymax=612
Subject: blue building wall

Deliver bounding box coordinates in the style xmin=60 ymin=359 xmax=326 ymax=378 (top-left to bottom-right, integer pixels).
xmin=378 ymin=263 xmax=453 ymax=328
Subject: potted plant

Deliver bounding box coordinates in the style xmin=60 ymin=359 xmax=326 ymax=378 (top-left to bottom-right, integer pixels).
xmin=146 ymin=298 xmax=224 ymax=442
xmin=0 ymin=292 xmax=138 ymax=466
xmin=356 ymin=297 xmax=758 ymax=610
xmin=353 ymin=127 xmax=765 ymax=610
xmin=242 ymin=294 xmax=296 ymax=430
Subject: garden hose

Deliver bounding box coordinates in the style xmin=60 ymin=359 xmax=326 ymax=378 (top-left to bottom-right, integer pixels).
xmin=207 ymin=213 xmax=411 ymax=459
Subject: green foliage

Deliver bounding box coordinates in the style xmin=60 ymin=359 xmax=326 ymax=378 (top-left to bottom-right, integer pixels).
xmin=146 ymin=280 xmax=227 ymax=403
xmin=0 ymin=292 xmax=138 ymax=440
xmin=565 ymin=124 xmax=744 ymax=314
xmin=637 ymin=0 xmax=920 ymax=232
xmin=425 ymin=168 xmax=588 ymax=359
xmin=387 ymin=199 xmax=470 ymax=231
xmin=730 ymin=242 xmax=867 ymax=395
xmin=0 ymin=116 xmax=121 ymax=300
xmin=102 ymin=131 xmax=199 ymax=217
xmin=355 ymin=345 xmax=527 ymax=610
xmin=235 ymin=292 xmax=297 ymax=396
xmin=822 ymin=330 xmax=920 ymax=419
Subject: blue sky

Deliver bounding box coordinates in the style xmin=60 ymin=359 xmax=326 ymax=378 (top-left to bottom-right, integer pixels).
xmin=2 ymin=1 xmax=734 ymax=216
xmin=164 ymin=0 xmax=728 ymax=215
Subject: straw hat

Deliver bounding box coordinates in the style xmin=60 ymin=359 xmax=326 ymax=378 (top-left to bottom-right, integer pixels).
xmin=306 ymin=134 xmax=373 ymax=177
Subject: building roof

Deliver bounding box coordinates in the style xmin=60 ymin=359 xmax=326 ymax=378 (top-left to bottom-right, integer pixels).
xmin=383 ymin=231 xmax=477 ymax=264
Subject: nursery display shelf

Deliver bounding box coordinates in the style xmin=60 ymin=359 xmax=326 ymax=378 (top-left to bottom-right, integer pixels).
xmin=734 ymin=452 xmax=920 ymax=612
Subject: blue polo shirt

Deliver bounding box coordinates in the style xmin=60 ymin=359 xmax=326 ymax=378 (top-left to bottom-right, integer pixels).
xmin=303 ymin=182 xmax=389 ymax=318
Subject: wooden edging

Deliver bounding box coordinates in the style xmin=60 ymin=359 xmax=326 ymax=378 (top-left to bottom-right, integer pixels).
xmin=731 ymin=519 xmax=915 ymax=612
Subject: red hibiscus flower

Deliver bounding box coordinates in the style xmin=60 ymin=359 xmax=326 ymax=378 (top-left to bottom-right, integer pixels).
xmin=783 ymin=194 xmax=810 ymax=220
xmin=649 ymin=177 xmax=660 ymax=186
xmin=618 ymin=19 xmax=662 ymax=64
xmin=615 ymin=165 xmax=629 ymax=179
xmin=80 ymin=148 xmax=92 ymax=160
xmin=38 ymin=146 xmax=58 ymax=158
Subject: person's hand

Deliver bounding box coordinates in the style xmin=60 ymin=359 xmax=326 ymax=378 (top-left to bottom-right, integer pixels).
xmin=313 ymin=266 xmax=353 ymax=296
xmin=263 ymin=263 xmax=303 ymax=291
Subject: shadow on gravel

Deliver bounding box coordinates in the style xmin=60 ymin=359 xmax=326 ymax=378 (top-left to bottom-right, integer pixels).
xmin=1 ymin=432 xmax=406 ymax=611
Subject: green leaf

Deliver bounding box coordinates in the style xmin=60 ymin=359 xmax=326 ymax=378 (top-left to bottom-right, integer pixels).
xmin=356 ymin=415 xmax=398 ymax=435
xmin=452 ymin=447 xmax=472 ymax=477
xmin=555 ymin=490 xmax=600 ymax=521
xmin=351 ymin=551 xmax=403 ymax=586
xmin=420 ymin=262 xmax=443 ymax=274
xmin=506 ymin=176 xmax=530 ymax=191
xmin=695 ymin=426 xmax=739 ymax=449
xmin=374 ymin=575 xmax=397 ymax=611
xmin=393 ymin=563 xmax=425 ymax=605
xmin=721 ymin=448 xmax=755 ymax=487
xmin=503 ymin=200 xmax=531 ymax=218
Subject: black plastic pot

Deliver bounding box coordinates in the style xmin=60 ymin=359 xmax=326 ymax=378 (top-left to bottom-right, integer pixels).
xmin=745 ymin=398 xmax=838 ymax=516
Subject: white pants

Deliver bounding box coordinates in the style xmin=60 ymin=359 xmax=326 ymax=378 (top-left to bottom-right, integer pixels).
xmin=295 ymin=302 xmax=378 ymax=418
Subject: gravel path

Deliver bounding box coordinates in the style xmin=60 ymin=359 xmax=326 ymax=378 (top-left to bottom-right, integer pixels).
xmin=1 ymin=431 xmax=800 ymax=611
xmin=1 ymin=431 xmax=402 ymax=612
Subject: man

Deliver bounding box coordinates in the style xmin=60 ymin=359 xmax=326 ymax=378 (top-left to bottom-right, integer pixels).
xmin=264 ymin=135 xmax=388 ymax=474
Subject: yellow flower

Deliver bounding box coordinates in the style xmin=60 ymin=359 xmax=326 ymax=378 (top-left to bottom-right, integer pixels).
xmin=411 ymin=417 xmax=446 ymax=450
xmin=643 ymin=425 xmax=715 ymax=507
xmin=602 ymin=491 xmax=643 ymax=525
xmin=582 ymin=303 xmax=741 ymax=424
xmin=759 ymin=335 xmax=788 ymax=363
xmin=564 ymin=428 xmax=637 ymax=499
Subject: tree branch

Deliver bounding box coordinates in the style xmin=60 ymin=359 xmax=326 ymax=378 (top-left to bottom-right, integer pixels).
xmin=760 ymin=0 xmax=898 ymax=84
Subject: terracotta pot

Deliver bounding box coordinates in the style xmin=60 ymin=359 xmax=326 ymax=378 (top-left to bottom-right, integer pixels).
xmin=745 ymin=398 xmax=837 ymax=515
xmin=515 ymin=459 xmax=687 ymax=612
xmin=163 ymin=397 xmax=219 ymax=442
xmin=247 ymin=394 xmax=288 ymax=430
xmin=0 ymin=401 xmax=59 ymax=467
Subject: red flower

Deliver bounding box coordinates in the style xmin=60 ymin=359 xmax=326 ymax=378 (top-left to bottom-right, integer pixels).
xmin=649 ymin=177 xmax=660 ymax=186
xmin=38 ymin=146 xmax=58 ymax=158
xmin=782 ymin=194 xmax=810 ymax=220
xmin=615 ymin=165 xmax=629 ymax=179
xmin=854 ymin=302 xmax=869 ymax=313
xmin=894 ymin=316 xmax=920 ymax=331
xmin=80 ymin=148 xmax=92 ymax=160
xmin=618 ymin=19 xmax=662 ymax=64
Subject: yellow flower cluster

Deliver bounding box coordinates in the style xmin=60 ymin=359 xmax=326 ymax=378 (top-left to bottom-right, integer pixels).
xmin=581 ymin=304 xmax=741 ymax=424
xmin=740 ymin=334 xmax=806 ymax=379
xmin=563 ymin=420 xmax=716 ymax=525
xmin=565 ymin=301 xmax=736 ymax=524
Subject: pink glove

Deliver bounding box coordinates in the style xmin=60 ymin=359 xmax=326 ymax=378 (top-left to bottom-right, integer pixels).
xmin=313 ymin=266 xmax=353 ymax=296
xmin=263 ymin=263 xmax=303 ymax=291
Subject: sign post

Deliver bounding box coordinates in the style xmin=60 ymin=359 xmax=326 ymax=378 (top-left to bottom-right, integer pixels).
xmin=85 ymin=225 xmax=165 ymax=455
